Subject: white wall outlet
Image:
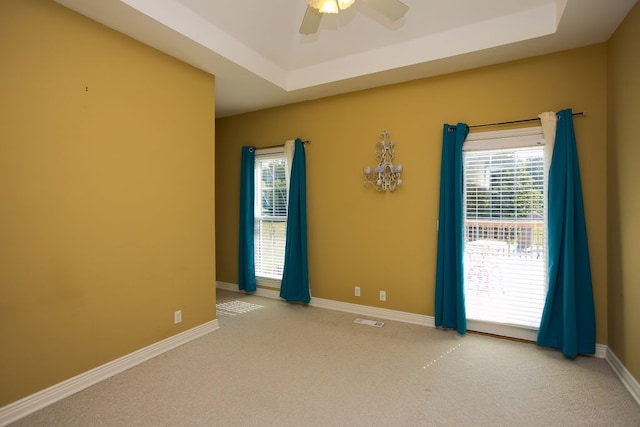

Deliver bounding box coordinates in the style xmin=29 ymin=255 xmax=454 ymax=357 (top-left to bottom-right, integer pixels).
xmin=174 ymin=310 xmax=182 ymax=324
xmin=355 ymin=286 xmax=361 ymax=297
xmin=379 ymin=291 xmax=386 ymax=302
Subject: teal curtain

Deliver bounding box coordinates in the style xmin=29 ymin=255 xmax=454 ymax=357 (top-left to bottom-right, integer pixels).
xmin=537 ymin=109 xmax=595 ymax=357
xmin=280 ymin=139 xmax=310 ymax=303
xmin=238 ymin=146 xmax=256 ymax=292
xmin=435 ymin=123 xmax=469 ymax=334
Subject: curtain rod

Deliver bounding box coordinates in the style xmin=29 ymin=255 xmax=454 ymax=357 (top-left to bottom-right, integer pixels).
xmin=469 ymin=111 xmax=585 ymax=129
xmin=254 ymin=140 xmax=311 ymax=150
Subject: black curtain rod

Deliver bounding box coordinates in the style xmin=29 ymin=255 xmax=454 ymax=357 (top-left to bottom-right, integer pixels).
xmin=254 ymin=140 xmax=311 ymax=150
xmin=469 ymin=111 xmax=585 ymax=129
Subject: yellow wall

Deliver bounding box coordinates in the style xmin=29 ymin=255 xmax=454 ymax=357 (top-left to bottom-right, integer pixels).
xmin=608 ymin=1 xmax=640 ymax=382
xmin=216 ymin=45 xmax=608 ymax=343
xmin=0 ymin=0 xmax=216 ymax=405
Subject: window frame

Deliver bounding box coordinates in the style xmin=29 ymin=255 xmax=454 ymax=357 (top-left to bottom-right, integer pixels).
xmin=463 ymin=126 xmax=548 ymax=342
xmin=253 ymin=147 xmax=288 ymax=288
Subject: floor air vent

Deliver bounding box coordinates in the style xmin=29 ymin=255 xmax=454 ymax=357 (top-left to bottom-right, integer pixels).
xmin=353 ymin=318 xmax=385 ymax=327
xmin=216 ymin=300 xmax=264 ymax=315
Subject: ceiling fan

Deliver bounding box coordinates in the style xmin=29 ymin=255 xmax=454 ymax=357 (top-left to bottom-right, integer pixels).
xmin=300 ymin=0 xmax=409 ymax=35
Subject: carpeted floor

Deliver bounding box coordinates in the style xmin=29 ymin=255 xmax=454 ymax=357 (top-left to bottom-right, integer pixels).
xmin=12 ymin=288 xmax=640 ymax=426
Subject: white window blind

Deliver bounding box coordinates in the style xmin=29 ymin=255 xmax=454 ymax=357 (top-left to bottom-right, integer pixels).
xmin=463 ymin=132 xmax=547 ymax=330
xmin=254 ymin=150 xmax=288 ymax=281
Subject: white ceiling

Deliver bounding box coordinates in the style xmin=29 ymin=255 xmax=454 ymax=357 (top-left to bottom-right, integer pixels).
xmin=55 ymin=0 xmax=637 ymax=118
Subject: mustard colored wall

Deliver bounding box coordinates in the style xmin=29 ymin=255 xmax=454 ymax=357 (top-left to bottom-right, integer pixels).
xmin=0 ymin=0 xmax=215 ymax=406
xmin=216 ymin=44 xmax=608 ymax=343
xmin=607 ymin=1 xmax=640 ymax=383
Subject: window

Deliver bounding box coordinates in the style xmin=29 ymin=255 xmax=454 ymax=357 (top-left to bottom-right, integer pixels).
xmin=254 ymin=148 xmax=288 ymax=285
xmin=463 ymin=128 xmax=548 ymax=337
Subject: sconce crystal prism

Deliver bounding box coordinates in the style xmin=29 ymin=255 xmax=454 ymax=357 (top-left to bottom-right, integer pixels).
xmin=363 ymin=130 xmax=403 ymax=192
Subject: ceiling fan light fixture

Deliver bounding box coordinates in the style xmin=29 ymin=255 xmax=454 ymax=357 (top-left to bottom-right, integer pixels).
xmin=338 ymin=0 xmax=356 ymax=10
xmin=320 ymin=1 xmax=339 ymax=13
xmin=307 ymin=0 xmax=355 ymax=14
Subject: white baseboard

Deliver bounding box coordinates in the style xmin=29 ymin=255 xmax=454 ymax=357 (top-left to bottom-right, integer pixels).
xmin=311 ymin=295 xmax=435 ymax=327
xmin=216 ymin=281 xmax=435 ymax=327
xmin=0 ymin=320 xmax=219 ymax=427
xmin=606 ymin=347 xmax=640 ymax=407
xmin=595 ymin=344 xmax=608 ymax=359
xmin=217 ymin=282 xmax=611 ymax=355
xmin=217 ymin=282 xmax=628 ymax=373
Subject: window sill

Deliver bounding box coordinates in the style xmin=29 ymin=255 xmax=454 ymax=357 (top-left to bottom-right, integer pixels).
xmin=256 ymin=276 xmax=281 ymax=289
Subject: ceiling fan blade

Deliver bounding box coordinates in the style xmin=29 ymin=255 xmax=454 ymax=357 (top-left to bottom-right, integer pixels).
xmin=299 ymin=5 xmax=323 ymax=35
xmin=361 ymin=0 xmax=408 ymax=21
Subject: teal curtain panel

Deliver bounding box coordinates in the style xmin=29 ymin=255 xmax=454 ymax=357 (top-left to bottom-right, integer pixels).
xmin=239 ymin=146 xmax=257 ymax=292
xmin=435 ymin=123 xmax=469 ymax=334
xmin=537 ymin=109 xmax=596 ymax=357
xmin=280 ymin=139 xmax=311 ymax=303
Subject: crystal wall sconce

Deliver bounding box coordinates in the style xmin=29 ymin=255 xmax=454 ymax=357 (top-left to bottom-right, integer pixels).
xmin=363 ymin=130 xmax=403 ymax=192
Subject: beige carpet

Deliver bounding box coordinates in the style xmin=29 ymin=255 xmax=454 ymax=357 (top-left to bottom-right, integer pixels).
xmin=12 ymin=289 xmax=640 ymax=426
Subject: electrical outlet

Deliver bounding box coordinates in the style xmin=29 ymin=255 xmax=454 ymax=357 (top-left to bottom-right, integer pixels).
xmin=380 ymin=291 xmax=386 ymax=302
xmin=174 ymin=310 xmax=182 ymax=324
xmin=355 ymin=286 xmax=361 ymax=297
